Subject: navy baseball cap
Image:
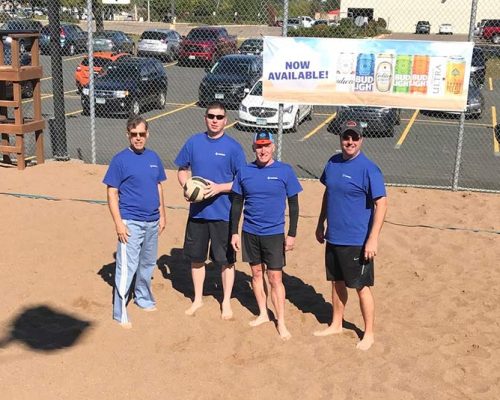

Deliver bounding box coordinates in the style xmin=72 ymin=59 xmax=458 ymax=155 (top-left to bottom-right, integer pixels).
xmin=341 ymin=120 xmax=364 ymax=139
xmin=254 ymin=131 xmax=274 ymax=145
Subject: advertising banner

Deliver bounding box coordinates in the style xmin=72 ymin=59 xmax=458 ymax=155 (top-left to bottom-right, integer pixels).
xmin=263 ymin=37 xmax=474 ymax=111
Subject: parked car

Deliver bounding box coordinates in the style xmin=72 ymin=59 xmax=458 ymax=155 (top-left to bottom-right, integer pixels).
xmin=92 ymin=30 xmax=135 ymax=54
xmin=238 ymin=79 xmax=313 ymax=132
xmin=471 ymin=46 xmax=486 ymax=87
xmin=295 ymin=16 xmax=315 ymax=28
xmin=422 ymin=82 xmax=484 ymax=119
xmin=3 ymin=44 xmax=33 ymax=98
xmin=312 ymin=19 xmax=339 ymax=27
xmin=238 ymin=38 xmax=263 ymax=56
xmin=327 ymin=106 xmax=401 ymax=137
xmin=480 ymin=19 xmax=500 ymax=44
xmin=415 ymin=21 xmax=431 ymax=34
xmin=178 ymin=26 xmax=238 ymax=66
xmin=287 ymin=18 xmax=301 ymax=30
xmin=81 ymin=57 xmax=168 ymax=117
xmin=137 ymin=29 xmax=181 ymax=61
xmin=40 ymin=23 xmax=87 ymax=56
xmin=0 ymin=18 xmax=42 ymax=53
xmin=438 ymin=23 xmax=453 ymax=35
xmin=198 ymin=54 xmax=262 ymax=108
xmin=74 ymin=52 xmax=131 ymax=93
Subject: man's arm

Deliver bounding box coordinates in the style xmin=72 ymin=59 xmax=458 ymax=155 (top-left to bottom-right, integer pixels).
xmin=107 ymin=186 xmax=130 ymax=243
xmin=315 ymin=189 xmax=328 ymax=243
xmin=364 ymin=196 xmax=388 ymax=261
xmin=158 ymin=182 xmax=166 ymax=235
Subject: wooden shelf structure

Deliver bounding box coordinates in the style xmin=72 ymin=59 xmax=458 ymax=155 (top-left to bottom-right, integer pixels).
xmin=0 ymin=31 xmax=45 ymax=169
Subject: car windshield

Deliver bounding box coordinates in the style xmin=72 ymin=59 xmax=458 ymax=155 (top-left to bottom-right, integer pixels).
xmin=241 ymin=39 xmax=262 ymax=48
xmin=187 ymin=30 xmax=218 ymax=40
xmin=95 ymin=32 xmax=116 ymax=39
xmin=103 ymin=63 xmax=139 ymax=78
xmin=250 ymin=81 xmax=263 ymax=95
xmin=211 ymin=59 xmax=252 ymax=75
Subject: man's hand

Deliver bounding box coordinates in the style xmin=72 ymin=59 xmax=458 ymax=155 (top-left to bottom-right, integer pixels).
xmin=116 ymin=221 xmax=130 ymax=243
xmin=159 ymin=216 xmax=166 ymax=235
xmin=203 ymin=179 xmax=221 ymax=198
xmin=231 ymin=233 xmax=241 ymax=252
xmin=364 ymin=236 xmax=378 ymax=261
xmin=315 ymin=223 xmax=325 ymax=244
xmin=285 ymin=236 xmax=295 ymax=252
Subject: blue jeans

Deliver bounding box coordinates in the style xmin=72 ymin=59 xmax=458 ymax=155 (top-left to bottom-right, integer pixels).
xmin=113 ymin=219 xmax=159 ymax=324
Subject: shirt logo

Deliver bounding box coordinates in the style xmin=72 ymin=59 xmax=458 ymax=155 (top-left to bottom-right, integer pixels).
xmin=215 ymin=152 xmax=226 ymax=156
xmin=150 ymin=164 xmax=158 ymax=168
xmin=267 ymin=176 xmax=278 ymax=180
xmin=342 ymin=173 xmax=352 ymax=179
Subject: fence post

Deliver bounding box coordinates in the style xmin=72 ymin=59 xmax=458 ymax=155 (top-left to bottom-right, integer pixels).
xmin=87 ymin=0 xmax=96 ymax=164
xmin=276 ymin=0 xmax=290 ymax=162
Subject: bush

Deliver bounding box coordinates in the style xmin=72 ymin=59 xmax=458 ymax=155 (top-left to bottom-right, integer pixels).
xmin=376 ymin=18 xmax=387 ymax=29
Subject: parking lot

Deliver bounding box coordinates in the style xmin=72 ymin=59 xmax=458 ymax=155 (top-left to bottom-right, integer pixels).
xmin=20 ymin=28 xmax=500 ymax=191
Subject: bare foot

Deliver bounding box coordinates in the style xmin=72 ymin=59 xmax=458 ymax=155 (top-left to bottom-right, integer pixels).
xmin=185 ymin=301 xmax=203 ymax=316
xmin=142 ymin=306 xmax=157 ymax=312
xmin=221 ymin=302 xmax=233 ymax=320
xmin=278 ymin=323 xmax=291 ymax=341
xmin=249 ymin=314 xmax=270 ymax=327
xmin=356 ymin=334 xmax=374 ymax=351
xmin=313 ymin=325 xmax=343 ymax=337
xmin=119 ymin=321 xmax=132 ymax=329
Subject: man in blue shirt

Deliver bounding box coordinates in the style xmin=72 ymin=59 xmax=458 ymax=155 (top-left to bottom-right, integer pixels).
xmin=103 ymin=116 xmax=166 ymax=328
xmin=175 ymin=101 xmax=246 ymax=319
xmin=314 ymin=121 xmax=387 ymax=350
xmin=230 ymin=132 xmax=302 ymax=340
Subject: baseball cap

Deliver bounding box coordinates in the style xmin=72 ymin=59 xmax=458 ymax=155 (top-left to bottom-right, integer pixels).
xmin=254 ymin=131 xmax=274 ymax=145
xmin=341 ymin=120 xmax=364 ymax=139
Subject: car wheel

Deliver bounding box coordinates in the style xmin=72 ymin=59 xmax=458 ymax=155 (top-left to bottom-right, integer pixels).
xmin=22 ymin=81 xmax=34 ymax=98
xmin=19 ymin=40 xmax=26 ymax=54
xmin=306 ymin=106 xmax=313 ymax=121
xmin=495 ymin=124 xmax=500 ymax=144
xmin=68 ymin=44 xmax=76 ymax=56
xmin=291 ymin=111 xmax=299 ymax=132
xmin=493 ymin=35 xmax=500 ymax=44
xmin=129 ymin=99 xmax=140 ymax=116
xmin=156 ymin=90 xmax=167 ymax=109
xmin=82 ymin=105 xmax=90 ymax=116
xmin=386 ymin=126 xmax=395 ymax=137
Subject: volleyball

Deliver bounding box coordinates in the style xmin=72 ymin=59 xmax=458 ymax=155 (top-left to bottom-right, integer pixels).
xmin=184 ymin=176 xmax=209 ymax=203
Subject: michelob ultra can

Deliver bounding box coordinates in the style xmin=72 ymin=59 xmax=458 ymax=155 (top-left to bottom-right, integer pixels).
xmin=446 ymin=56 xmax=466 ymax=95
xmin=410 ymin=55 xmax=430 ymax=94
xmin=427 ymin=56 xmax=447 ymax=96
xmin=375 ymin=53 xmax=395 ymax=92
xmin=336 ymin=52 xmax=356 ymax=92
xmin=393 ymin=55 xmax=412 ymax=93
xmin=354 ymin=53 xmax=375 ymax=92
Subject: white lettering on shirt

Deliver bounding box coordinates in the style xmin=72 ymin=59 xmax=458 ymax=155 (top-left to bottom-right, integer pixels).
xmin=267 ymin=176 xmax=278 ymax=180
xmin=215 ymin=152 xmax=226 ymax=156
xmin=150 ymin=164 xmax=158 ymax=168
xmin=342 ymin=173 xmax=352 ymax=179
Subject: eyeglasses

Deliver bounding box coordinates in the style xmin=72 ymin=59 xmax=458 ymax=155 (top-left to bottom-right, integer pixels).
xmin=129 ymin=131 xmax=147 ymax=138
xmin=341 ymin=134 xmax=360 ymax=142
xmin=206 ymin=113 xmax=226 ymax=120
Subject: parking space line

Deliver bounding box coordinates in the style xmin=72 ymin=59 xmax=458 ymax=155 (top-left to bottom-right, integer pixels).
xmin=226 ymin=121 xmax=237 ymax=129
xmin=488 ymin=77 xmax=493 ymax=91
xmin=41 ymin=77 xmax=52 ymax=81
xmin=22 ymin=89 xmax=78 ymax=104
xmin=64 ymin=55 xmax=85 ymax=62
xmin=492 ymin=106 xmax=499 ymax=155
xmin=65 ymin=109 xmax=82 ymax=116
xmin=146 ymin=101 xmax=197 ymax=122
xmin=300 ymin=113 xmax=336 ymax=142
xmin=163 ymin=61 xmax=178 ymax=67
xmin=395 ymin=109 xmax=419 ymax=149
xmin=411 ymin=118 xmax=491 ymax=127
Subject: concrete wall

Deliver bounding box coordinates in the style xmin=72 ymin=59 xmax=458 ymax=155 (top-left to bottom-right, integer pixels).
xmin=339 ymin=0 xmax=499 ymax=34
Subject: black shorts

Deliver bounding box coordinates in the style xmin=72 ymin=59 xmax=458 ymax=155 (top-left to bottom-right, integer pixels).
xmin=242 ymin=231 xmax=285 ymax=270
xmin=325 ymin=243 xmax=374 ymax=289
xmin=183 ymin=218 xmax=236 ymax=265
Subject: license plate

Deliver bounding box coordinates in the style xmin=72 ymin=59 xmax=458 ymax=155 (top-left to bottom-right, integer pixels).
xmin=96 ymin=98 xmax=105 ymax=104
xmin=256 ymin=118 xmax=267 ymax=125
xmin=188 ymin=55 xmax=195 ymax=60
xmin=215 ymin=93 xmax=224 ymax=99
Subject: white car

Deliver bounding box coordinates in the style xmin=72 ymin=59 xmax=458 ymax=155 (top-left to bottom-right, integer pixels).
xmin=439 ymin=23 xmax=453 ymax=35
xmin=238 ymin=80 xmax=313 ymax=132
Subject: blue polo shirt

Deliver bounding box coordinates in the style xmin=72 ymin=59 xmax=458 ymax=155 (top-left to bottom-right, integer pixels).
xmin=175 ymin=132 xmax=246 ymax=221
xmin=103 ymin=147 xmax=167 ymax=222
xmin=232 ymin=160 xmax=303 ymax=235
xmin=320 ymin=152 xmax=386 ymax=246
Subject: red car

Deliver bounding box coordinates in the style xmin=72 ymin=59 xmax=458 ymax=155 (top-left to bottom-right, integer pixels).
xmin=74 ymin=52 xmax=131 ymax=93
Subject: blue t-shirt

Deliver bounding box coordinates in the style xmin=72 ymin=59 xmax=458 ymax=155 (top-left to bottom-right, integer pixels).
xmin=103 ymin=147 xmax=167 ymax=222
xmin=320 ymin=152 xmax=386 ymax=246
xmin=174 ymin=132 xmax=246 ymax=221
xmin=232 ymin=160 xmax=303 ymax=236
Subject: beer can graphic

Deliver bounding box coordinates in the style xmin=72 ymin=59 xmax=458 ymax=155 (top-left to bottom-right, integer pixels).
xmin=427 ymin=56 xmax=447 ymax=96
xmin=354 ymin=53 xmax=375 ymax=92
xmin=410 ymin=55 xmax=430 ymax=94
xmin=336 ymin=52 xmax=356 ymax=92
xmin=393 ymin=55 xmax=412 ymax=93
xmin=446 ymin=56 xmax=466 ymax=95
xmin=375 ymin=53 xmax=395 ymax=92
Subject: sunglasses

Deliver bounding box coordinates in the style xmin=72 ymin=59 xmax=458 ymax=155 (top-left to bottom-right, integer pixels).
xmin=341 ymin=134 xmax=361 ymax=142
xmin=129 ymin=131 xmax=147 ymax=138
xmin=206 ymin=113 xmax=226 ymax=120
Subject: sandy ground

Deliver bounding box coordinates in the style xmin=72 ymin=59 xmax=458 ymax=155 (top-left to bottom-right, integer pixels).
xmin=1 ymin=161 xmax=499 ymax=400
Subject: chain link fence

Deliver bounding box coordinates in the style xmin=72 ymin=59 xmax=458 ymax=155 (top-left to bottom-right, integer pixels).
xmin=5 ymin=0 xmax=499 ymax=191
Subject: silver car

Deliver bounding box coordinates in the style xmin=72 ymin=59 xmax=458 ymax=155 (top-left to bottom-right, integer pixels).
xmin=137 ymin=29 xmax=181 ymax=62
